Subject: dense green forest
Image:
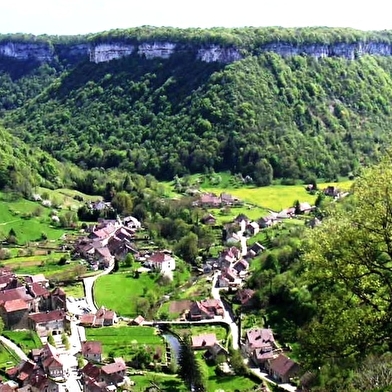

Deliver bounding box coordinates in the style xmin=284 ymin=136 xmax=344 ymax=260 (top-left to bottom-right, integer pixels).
xmin=2 ymin=27 xmax=392 ymax=184
xmin=0 ymin=125 xmax=63 ymax=193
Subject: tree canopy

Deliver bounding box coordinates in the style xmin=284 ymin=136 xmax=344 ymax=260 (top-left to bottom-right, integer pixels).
xmin=300 ymin=154 xmax=392 ymax=366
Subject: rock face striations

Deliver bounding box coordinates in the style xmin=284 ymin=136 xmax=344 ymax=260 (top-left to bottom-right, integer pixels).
xmin=2 ymin=30 xmax=392 ymax=64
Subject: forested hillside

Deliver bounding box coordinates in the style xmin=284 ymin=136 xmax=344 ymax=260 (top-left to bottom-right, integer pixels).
xmin=2 ymin=27 xmax=392 ymax=183
xmin=0 ymin=125 xmax=63 ymax=192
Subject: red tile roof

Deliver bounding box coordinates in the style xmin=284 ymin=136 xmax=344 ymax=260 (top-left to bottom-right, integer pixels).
xmin=82 ymin=362 xmax=101 ymax=379
xmin=29 ymin=282 xmax=50 ymax=297
xmin=191 ymin=333 xmax=217 ymax=348
xmin=2 ymin=298 xmax=28 ymax=312
xmin=269 ymin=354 xmax=299 ymax=377
xmin=148 ymin=252 xmax=173 ymax=263
xmin=82 ymin=341 xmax=102 ymax=356
xmin=246 ymin=328 xmax=275 ymax=349
xmin=102 ymin=361 xmax=126 ymax=374
xmin=29 ymin=310 xmax=67 ymax=324
xmin=0 ymin=287 xmax=33 ymax=303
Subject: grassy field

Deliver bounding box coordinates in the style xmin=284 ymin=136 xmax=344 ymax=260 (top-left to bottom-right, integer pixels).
xmin=0 ymin=255 xmax=84 ymax=280
xmin=35 ymin=187 xmax=101 ymax=211
xmin=95 ymin=262 xmax=191 ymax=318
xmin=201 ymin=182 xmax=352 ymax=211
xmin=0 ymin=198 xmax=66 ymax=244
xmin=2 ymin=331 xmax=42 ymax=354
xmin=95 ymin=270 xmax=165 ymax=317
xmin=85 ymin=326 xmax=164 ymax=362
xmin=208 ymin=205 xmax=268 ymax=225
xmin=167 ymin=172 xmax=353 ymax=211
xmin=0 ymin=342 xmax=19 ymax=369
xmin=0 ymin=187 xmax=102 ymax=245
xmin=132 ymin=373 xmax=187 ymax=391
xmin=171 ymin=324 xmax=229 ymax=343
xmin=60 ymin=281 xmax=85 ymax=298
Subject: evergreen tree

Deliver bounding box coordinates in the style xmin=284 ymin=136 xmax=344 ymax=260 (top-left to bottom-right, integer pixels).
xmin=178 ymin=336 xmax=205 ymax=391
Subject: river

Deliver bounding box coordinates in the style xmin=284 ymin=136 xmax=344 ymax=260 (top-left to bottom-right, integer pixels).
xmin=162 ymin=332 xmax=181 ymax=364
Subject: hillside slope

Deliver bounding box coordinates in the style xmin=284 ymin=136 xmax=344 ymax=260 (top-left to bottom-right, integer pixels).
xmin=2 ymin=27 xmax=392 ymax=182
xmin=0 ymin=125 xmax=64 ymax=193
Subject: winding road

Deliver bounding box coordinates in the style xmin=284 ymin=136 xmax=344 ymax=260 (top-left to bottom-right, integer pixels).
xmin=83 ymin=259 xmax=115 ymax=312
xmin=211 ymin=272 xmax=239 ymax=349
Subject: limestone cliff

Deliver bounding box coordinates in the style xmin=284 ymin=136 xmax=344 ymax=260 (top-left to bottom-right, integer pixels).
xmin=1 ymin=33 xmax=392 ymax=64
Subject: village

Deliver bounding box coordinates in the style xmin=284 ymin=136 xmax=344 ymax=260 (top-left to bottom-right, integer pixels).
xmin=0 ymin=184 xmax=347 ymax=392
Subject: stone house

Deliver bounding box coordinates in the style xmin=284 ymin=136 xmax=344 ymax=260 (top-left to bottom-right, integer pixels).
xmin=28 ymin=309 xmax=70 ymax=337
xmin=145 ymin=252 xmax=176 ymax=272
xmin=0 ymin=299 xmax=29 ymax=330
xmin=82 ymin=341 xmax=103 ymax=363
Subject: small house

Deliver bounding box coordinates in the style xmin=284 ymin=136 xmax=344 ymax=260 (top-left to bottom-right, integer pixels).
xmin=82 ymin=341 xmax=103 ymax=363
xmin=266 ymin=353 xmax=300 ymax=383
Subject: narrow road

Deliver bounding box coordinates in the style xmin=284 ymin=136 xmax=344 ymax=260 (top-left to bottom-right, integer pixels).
xmin=0 ymin=335 xmax=29 ymax=361
xmin=211 ymin=272 xmax=239 ymax=350
xmin=83 ymin=260 xmax=115 ymax=312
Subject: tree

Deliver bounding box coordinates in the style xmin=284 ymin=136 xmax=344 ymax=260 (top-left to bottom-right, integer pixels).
xmin=178 ymin=336 xmax=205 ymax=391
xmin=300 ymin=154 xmax=392 ymax=366
xmin=59 ymin=211 xmax=78 ymax=228
xmin=47 ymin=332 xmax=55 ymax=346
xmin=123 ymin=253 xmax=134 ymax=268
xmin=111 ymin=191 xmax=133 ymax=215
xmin=174 ymin=232 xmax=199 ymax=263
xmin=7 ymin=228 xmax=17 ymax=244
xmin=61 ymin=333 xmax=70 ymax=350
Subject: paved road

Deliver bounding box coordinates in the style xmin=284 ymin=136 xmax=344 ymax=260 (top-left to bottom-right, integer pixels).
xmin=83 ymin=260 xmax=115 ymax=312
xmin=211 ymin=272 xmax=239 ymax=350
xmin=0 ymin=335 xmax=29 ymax=361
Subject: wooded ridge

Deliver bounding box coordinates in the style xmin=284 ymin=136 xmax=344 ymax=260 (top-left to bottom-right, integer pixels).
xmin=2 ymin=26 xmax=392 ymax=186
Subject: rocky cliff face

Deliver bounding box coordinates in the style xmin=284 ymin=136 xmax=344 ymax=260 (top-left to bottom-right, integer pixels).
xmin=89 ymin=41 xmax=241 ymax=63
xmin=0 ymin=42 xmax=54 ymax=61
xmin=1 ymin=39 xmax=392 ymax=64
xmin=260 ymin=41 xmax=392 ymax=59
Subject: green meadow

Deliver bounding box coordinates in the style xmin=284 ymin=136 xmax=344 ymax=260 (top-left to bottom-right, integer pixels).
xmin=85 ymin=326 xmax=164 ymax=361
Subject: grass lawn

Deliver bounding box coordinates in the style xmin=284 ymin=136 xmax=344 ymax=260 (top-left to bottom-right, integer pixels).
xmin=208 ymin=205 xmax=268 ymax=225
xmin=201 ymin=180 xmax=353 ymax=212
xmin=0 ymin=197 xmax=66 ymax=244
xmin=174 ymin=276 xmax=211 ymax=301
xmin=95 ymin=262 xmax=191 ymax=318
xmin=2 ymin=331 xmax=42 ymax=354
xmin=195 ymin=351 xmax=258 ymax=392
xmin=206 ymin=370 xmax=258 ymax=392
xmin=171 ymin=324 xmax=229 ymax=343
xmin=0 ymin=255 xmax=83 ymax=281
xmin=60 ymin=281 xmax=85 ymax=298
xmin=35 ymin=187 xmax=101 ymax=211
xmin=132 ymin=373 xmax=187 ymax=392
xmin=85 ymin=326 xmax=164 ymax=362
xmin=0 ymin=342 xmax=19 ymax=369
xmin=94 ymin=270 xmax=162 ymax=317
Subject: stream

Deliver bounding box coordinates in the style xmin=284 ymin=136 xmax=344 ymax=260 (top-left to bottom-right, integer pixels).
xmin=162 ymin=332 xmax=181 ymax=364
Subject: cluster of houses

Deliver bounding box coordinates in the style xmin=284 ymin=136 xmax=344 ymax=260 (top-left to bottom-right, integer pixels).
xmin=193 ymin=192 xmax=243 ymax=208
xmin=73 ymin=217 xmax=140 ymax=271
xmin=216 ymin=246 xmax=250 ymax=289
xmin=244 ymin=327 xmax=300 ymax=384
xmin=80 ymin=357 xmax=128 ymax=392
xmin=4 ymin=343 xmax=67 ymax=391
xmin=0 ymin=268 xmax=68 ymax=335
xmin=2 ymin=341 xmax=128 ymax=392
